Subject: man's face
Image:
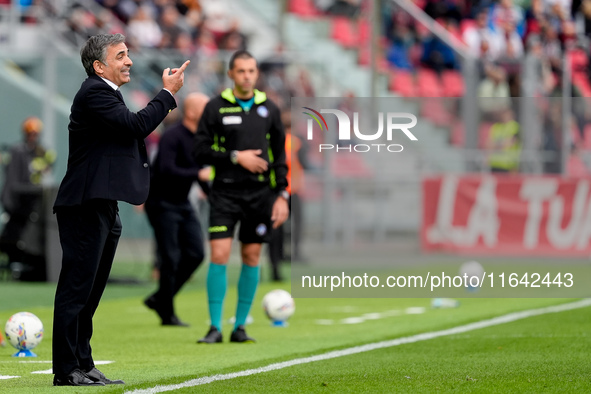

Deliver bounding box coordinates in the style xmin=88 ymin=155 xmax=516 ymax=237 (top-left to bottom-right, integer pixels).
xmin=95 ymin=42 xmax=133 ymax=87
xmin=228 ymin=57 xmax=258 ymax=96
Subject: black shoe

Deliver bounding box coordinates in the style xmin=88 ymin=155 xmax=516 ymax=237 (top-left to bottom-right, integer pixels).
xmin=53 ymin=369 xmax=105 ymax=386
xmin=145 ymin=296 xmax=184 ymax=326
xmin=144 ymin=295 xmax=165 ymax=320
xmin=162 ymin=315 xmax=189 ymax=327
xmin=144 ymin=295 xmax=158 ymax=310
xmin=230 ymin=325 xmax=255 ymax=343
xmin=197 ymin=326 xmax=223 ymax=343
xmin=85 ymin=367 xmax=125 ymax=385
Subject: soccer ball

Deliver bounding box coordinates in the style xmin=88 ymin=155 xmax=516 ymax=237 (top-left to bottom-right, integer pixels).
xmin=262 ymin=289 xmax=295 ymax=323
xmin=459 ymin=260 xmax=484 ymax=291
xmin=5 ymin=312 xmax=44 ymax=356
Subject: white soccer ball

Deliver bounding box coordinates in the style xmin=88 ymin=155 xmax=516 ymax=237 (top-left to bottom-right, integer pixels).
xmin=262 ymin=289 xmax=295 ymax=322
xmin=459 ymin=260 xmax=485 ymax=290
xmin=5 ymin=312 xmax=44 ymax=351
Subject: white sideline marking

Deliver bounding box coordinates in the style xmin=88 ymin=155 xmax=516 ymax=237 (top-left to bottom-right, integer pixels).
xmin=314 ymin=307 xmax=412 ymax=326
xmin=125 ymin=299 xmax=591 ymax=394
xmin=0 ymin=375 xmax=20 ymax=380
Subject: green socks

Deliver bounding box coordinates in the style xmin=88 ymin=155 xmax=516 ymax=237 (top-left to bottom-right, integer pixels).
xmin=235 ymin=264 xmax=260 ymax=330
xmin=206 ymin=262 xmax=227 ymax=331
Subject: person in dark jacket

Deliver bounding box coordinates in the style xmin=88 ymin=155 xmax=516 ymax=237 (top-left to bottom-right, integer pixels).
xmin=143 ymin=92 xmax=211 ymax=327
xmin=52 ymin=33 xmax=188 ymax=387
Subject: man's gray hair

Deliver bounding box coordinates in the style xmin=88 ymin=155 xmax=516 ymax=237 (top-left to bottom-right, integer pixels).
xmin=80 ymin=34 xmax=126 ymax=77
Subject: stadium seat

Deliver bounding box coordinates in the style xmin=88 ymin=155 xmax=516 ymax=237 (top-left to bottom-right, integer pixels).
xmin=331 ymin=17 xmax=358 ymax=48
xmin=358 ymin=19 xmax=371 ymax=46
xmin=389 ymin=69 xmax=417 ymax=97
xmin=441 ymin=70 xmax=464 ymax=97
xmin=416 ymin=67 xmax=443 ymax=97
xmin=289 ymin=0 xmax=320 ymax=18
xmin=357 ymin=46 xmax=389 ymax=72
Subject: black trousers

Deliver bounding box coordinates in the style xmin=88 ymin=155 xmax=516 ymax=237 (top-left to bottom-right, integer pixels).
xmin=145 ymin=199 xmax=204 ymax=319
xmin=52 ymin=199 xmax=121 ymax=377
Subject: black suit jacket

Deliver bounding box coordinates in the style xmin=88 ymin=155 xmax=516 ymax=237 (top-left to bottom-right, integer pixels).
xmin=54 ymin=75 xmax=177 ymax=208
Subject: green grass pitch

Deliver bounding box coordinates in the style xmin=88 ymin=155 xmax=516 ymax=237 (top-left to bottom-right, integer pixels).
xmin=0 ymin=262 xmax=589 ymax=393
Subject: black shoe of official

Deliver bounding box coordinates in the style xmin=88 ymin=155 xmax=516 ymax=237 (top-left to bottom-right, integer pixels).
xmin=144 ymin=295 xmax=165 ymax=320
xmin=197 ymin=326 xmax=223 ymax=343
xmin=230 ymin=325 xmax=256 ymax=343
xmin=162 ymin=315 xmax=190 ymax=327
xmin=53 ymin=369 xmax=105 ymax=386
xmin=145 ymin=296 xmax=184 ymax=326
xmin=85 ymin=367 xmax=125 ymax=385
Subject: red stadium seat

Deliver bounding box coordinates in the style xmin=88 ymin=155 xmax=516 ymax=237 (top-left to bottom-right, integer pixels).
xmin=441 ymin=70 xmax=464 ymax=97
xmin=331 ymin=17 xmax=358 ymax=48
xmin=358 ymin=19 xmax=371 ymax=45
xmin=289 ymin=0 xmax=320 ymax=18
xmin=357 ymin=46 xmax=390 ymax=71
xmin=417 ymin=67 xmax=443 ymax=97
xmin=389 ymin=69 xmax=417 ymax=97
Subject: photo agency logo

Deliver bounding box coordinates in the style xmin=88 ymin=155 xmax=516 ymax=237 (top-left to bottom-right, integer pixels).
xmin=302 ymin=107 xmax=418 ymax=153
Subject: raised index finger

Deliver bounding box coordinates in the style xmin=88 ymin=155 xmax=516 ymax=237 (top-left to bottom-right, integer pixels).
xmin=178 ymin=60 xmax=190 ymax=73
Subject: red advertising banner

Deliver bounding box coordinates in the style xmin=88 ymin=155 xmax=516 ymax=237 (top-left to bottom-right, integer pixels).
xmin=422 ymin=175 xmax=591 ymax=256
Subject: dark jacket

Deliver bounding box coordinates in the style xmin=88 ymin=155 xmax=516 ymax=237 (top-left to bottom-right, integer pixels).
xmin=54 ymin=75 xmax=177 ymax=208
xmin=147 ymin=121 xmax=209 ymax=204
xmin=193 ymin=88 xmax=287 ymax=192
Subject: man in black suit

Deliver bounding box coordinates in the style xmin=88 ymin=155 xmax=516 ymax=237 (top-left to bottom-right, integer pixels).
xmin=52 ymin=33 xmax=189 ymax=387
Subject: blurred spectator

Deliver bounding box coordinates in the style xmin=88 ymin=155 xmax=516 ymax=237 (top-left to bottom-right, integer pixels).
xmin=486 ymin=107 xmax=522 ymax=173
xmin=159 ymin=4 xmax=185 ymax=49
xmin=95 ymin=8 xmax=126 ymax=35
xmin=126 ymin=5 xmax=163 ymax=49
xmin=201 ymin=0 xmax=235 ymax=43
xmin=63 ymin=6 xmax=99 ymax=45
xmin=174 ymin=30 xmax=197 ymax=56
xmin=463 ymin=7 xmax=495 ymax=58
xmin=566 ymin=143 xmax=590 ymax=176
xmin=420 ymin=18 xmax=459 ymax=71
xmin=522 ymin=34 xmax=556 ymax=96
xmin=386 ymin=12 xmax=417 ymax=70
xmin=218 ymin=25 xmax=247 ymax=51
xmin=325 ymin=0 xmax=362 ymax=18
xmin=490 ymin=20 xmax=525 ymax=62
xmin=490 ymin=0 xmax=526 ymax=37
xmin=0 ymin=117 xmax=56 ymax=281
xmin=540 ymin=23 xmax=563 ymax=72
